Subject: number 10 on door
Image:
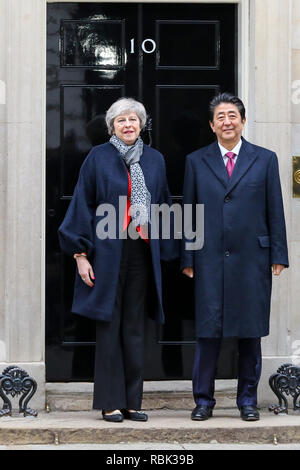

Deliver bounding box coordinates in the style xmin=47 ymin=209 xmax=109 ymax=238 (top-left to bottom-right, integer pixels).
xmin=130 ymin=38 xmax=157 ymax=54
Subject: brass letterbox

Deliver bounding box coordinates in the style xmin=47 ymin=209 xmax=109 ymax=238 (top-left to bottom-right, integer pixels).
xmin=293 ymin=156 xmax=300 ymax=198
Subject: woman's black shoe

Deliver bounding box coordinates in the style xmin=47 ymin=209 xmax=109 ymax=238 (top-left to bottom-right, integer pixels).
xmin=102 ymin=410 xmax=124 ymax=422
xmin=121 ymin=409 xmax=148 ymax=421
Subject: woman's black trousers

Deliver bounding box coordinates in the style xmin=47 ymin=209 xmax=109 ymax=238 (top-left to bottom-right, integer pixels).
xmin=93 ymin=235 xmax=151 ymax=411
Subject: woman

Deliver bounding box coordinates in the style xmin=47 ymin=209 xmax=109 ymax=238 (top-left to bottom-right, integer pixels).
xmin=58 ymin=97 xmax=175 ymax=423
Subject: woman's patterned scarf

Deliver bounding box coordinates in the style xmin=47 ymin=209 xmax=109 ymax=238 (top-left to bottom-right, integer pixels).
xmin=109 ymin=135 xmax=151 ymax=228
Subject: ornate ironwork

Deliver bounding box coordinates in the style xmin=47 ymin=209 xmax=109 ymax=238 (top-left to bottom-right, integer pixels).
xmin=269 ymin=363 xmax=300 ymax=414
xmin=0 ymin=366 xmax=38 ymax=417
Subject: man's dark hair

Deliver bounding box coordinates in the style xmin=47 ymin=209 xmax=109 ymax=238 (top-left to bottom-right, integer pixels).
xmin=209 ymin=92 xmax=246 ymax=122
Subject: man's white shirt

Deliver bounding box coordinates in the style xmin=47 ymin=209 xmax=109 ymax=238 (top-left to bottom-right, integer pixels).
xmin=218 ymin=140 xmax=242 ymax=167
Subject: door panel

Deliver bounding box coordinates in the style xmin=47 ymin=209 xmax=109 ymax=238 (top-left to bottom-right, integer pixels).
xmin=61 ymin=85 xmax=123 ymax=194
xmin=61 ymin=20 xmax=125 ymax=68
xmin=156 ymin=21 xmax=220 ymax=69
xmin=46 ymin=2 xmax=238 ymax=382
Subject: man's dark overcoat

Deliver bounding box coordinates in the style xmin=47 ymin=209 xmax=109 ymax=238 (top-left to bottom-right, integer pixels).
xmin=58 ymin=142 xmax=175 ymax=324
xmin=181 ymin=137 xmax=289 ymax=338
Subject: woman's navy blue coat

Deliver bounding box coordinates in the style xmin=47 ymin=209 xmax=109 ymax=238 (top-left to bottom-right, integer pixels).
xmin=58 ymin=142 xmax=175 ymax=324
xmin=181 ymin=138 xmax=289 ymax=338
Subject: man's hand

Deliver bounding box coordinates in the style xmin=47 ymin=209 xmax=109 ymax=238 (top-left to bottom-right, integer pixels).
xmin=183 ymin=267 xmax=194 ymax=278
xmin=272 ymin=264 xmax=286 ymax=276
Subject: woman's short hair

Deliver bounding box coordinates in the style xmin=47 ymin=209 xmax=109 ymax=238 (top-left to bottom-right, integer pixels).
xmin=209 ymin=92 xmax=246 ymax=122
xmin=105 ymin=97 xmax=147 ymax=135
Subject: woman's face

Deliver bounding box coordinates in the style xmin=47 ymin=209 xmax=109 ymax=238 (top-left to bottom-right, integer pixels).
xmin=113 ymin=112 xmax=141 ymax=145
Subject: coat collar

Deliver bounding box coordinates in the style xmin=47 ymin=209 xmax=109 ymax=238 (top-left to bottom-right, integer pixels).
xmin=108 ymin=142 xmax=153 ymax=189
xmin=202 ymin=137 xmax=258 ymax=195
xmin=108 ymin=141 xmax=149 ymax=167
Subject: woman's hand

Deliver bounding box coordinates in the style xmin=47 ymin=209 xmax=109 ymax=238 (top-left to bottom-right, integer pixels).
xmin=76 ymin=257 xmax=95 ymax=287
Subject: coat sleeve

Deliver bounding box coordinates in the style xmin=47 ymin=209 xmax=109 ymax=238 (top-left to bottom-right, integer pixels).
xmin=157 ymin=156 xmax=180 ymax=261
xmin=266 ymin=152 xmax=289 ymax=267
xmin=58 ymin=148 xmax=97 ymax=258
xmin=180 ymin=154 xmax=197 ymax=271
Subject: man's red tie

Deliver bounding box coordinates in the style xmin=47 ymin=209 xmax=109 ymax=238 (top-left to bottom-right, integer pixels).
xmin=226 ymin=152 xmax=236 ymax=178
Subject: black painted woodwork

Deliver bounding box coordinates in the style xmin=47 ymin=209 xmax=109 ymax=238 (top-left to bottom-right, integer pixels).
xmin=46 ymin=2 xmax=238 ymax=382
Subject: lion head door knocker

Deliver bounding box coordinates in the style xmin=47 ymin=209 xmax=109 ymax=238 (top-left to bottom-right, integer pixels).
xmin=0 ymin=366 xmax=38 ymax=417
xmin=269 ymin=363 xmax=300 ymax=414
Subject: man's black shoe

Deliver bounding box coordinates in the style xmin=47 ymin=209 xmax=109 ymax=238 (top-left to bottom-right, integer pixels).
xmin=191 ymin=405 xmax=213 ymax=421
xmin=240 ymin=405 xmax=260 ymax=421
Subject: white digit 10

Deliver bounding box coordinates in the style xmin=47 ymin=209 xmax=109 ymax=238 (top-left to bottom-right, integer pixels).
xmin=130 ymin=38 xmax=156 ymax=54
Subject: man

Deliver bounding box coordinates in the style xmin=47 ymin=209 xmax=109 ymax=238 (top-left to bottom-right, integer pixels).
xmin=181 ymin=93 xmax=288 ymax=421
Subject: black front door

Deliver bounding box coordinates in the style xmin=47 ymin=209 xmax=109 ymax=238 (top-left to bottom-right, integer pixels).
xmin=46 ymin=2 xmax=238 ymax=381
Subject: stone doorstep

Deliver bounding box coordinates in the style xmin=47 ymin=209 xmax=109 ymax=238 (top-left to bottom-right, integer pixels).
xmin=0 ymin=409 xmax=300 ymax=446
xmin=45 ymin=380 xmax=237 ymax=412
xmin=46 ymin=391 xmax=236 ymax=413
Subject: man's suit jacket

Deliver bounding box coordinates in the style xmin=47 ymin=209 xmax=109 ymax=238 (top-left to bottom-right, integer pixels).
xmin=181 ymin=137 xmax=289 ymax=338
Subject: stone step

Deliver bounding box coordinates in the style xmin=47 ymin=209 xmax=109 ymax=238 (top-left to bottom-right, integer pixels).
xmin=45 ymin=380 xmax=237 ymax=412
xmin=0 ymin=409 xmax=300 ymax=446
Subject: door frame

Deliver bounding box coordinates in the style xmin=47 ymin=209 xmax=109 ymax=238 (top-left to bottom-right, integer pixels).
xmin=43 ymin=0 xmax=251 ymax=378
xmin=2 ymin=0 xmax=293 ymax=407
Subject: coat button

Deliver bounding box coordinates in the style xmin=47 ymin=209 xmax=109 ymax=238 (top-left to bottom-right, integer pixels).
xmin=224 ymin=196 xmax=230 ymax=202
xmin=225 ymin=251 xmax=230 ymax=257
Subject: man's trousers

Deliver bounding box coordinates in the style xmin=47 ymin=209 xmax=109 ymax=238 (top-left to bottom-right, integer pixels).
xmin=193 ymin=338 xmax=262 ymax=409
